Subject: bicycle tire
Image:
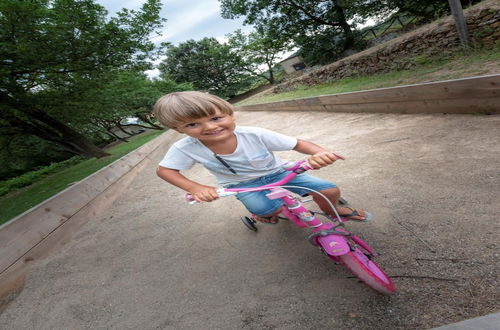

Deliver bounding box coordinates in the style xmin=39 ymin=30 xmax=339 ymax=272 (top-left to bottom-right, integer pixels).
xmin=339 ymin=249 xmax=396 ymax=295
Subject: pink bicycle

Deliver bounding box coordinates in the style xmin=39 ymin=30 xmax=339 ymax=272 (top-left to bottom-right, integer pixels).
xmin=186 ymin=159 xmax=396 ymax=294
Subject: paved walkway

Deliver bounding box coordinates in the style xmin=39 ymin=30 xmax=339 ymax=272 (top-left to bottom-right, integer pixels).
xmin=0 ymin=111 xmax=498 ymax=329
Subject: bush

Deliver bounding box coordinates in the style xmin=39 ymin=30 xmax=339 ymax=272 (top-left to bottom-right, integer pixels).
xmin=0 ymin=135 xmax=75 ymax=181
xmin=0 ymin=156 xmax=84 ymax=196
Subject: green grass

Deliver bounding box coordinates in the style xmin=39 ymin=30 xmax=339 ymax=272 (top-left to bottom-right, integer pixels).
xmin=0 ymin=156 xmax=85 ymax=197
xmin=237 ymin=45 xmax=500 ymax=106
xmin=0 ymin=129 xmax=165 ymax=225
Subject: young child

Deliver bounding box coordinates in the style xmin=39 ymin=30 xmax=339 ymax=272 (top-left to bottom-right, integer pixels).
xmin=153 ymin=91 xmax=371 ymax=223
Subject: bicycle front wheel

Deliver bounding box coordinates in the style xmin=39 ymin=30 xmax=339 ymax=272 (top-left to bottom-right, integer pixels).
xmin=339 ymin=249 xmax=396 ymax=295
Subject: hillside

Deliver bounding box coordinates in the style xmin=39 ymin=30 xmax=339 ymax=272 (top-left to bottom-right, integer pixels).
xmin=239 ymin=0 xmax=500 ymax=105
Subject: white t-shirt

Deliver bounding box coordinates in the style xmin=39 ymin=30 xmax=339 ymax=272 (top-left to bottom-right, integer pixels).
xmin=159 ymin=126 xmax=298 ymax=185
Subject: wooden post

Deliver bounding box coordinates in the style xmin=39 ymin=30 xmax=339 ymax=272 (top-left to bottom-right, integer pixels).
xmin=448 ymin=0 xmax=471 ymax=49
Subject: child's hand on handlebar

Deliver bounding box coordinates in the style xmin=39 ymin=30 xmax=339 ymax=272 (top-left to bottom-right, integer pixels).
xmin=307 ymin=151 xmax=340 ymax=169
xmin=188 ymin=185 xmax=219 ymax=203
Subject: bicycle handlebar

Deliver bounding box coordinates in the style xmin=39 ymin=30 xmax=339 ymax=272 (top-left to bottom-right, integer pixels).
xmin=185 ymin=154 xmax=344 ymax=204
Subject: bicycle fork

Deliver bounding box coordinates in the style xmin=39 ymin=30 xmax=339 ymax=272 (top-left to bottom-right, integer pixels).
xmin=271 ymin=191 xmax=352 ymax=257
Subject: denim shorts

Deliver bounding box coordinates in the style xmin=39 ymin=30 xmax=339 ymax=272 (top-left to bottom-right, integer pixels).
xmin=224 ymin=170 xmax=336 ymax=216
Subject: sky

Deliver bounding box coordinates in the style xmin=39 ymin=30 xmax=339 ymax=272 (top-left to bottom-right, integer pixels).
xmin=96 ymin=0 xmax=253 ymax=45
xmin=95 ymin=0 xmax=371 ymax=77
xmin=96 ymin=0 xmax=256 ymax=77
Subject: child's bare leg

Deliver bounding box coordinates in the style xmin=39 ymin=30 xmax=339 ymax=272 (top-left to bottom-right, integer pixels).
xmin=310 ymin=187 xmax=368 ymax=221
xmin=253 ymin=207 xmax=283 ymax=223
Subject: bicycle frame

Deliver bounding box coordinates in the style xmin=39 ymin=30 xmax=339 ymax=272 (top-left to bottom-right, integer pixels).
xmin=204 ymin=159 xmax=372 ymax=258
xmin=185 ymin=158 xmax=396 ymax=294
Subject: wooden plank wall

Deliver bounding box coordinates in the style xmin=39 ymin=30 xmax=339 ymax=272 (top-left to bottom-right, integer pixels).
xmin=0 ymin=130 xmax=177 ymax=308
xmin=235 ymin=74 xmax=500 ymax=114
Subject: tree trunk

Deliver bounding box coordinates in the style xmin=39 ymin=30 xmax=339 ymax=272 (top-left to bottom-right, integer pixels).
xmin=28 ymin=110 xmax=111 ymax=158
xmin=116 ymin=122 xmax=135 ymax=136
xmin=448 ymin=0 xmax=471 ymax=49
xmin=136 ymin=113 xmax=164 ymax=129
xmin=267 ymin=61 xmax=275 ymax=84
xmin=268 ymin=71 xmax=275 ymax=84
xmin=105 ymin=130 xmax=129 ymax=142
xmin=334 ymin=4 xmax=355 ymax=50
xmin=0 ymin=92 xmax=110 ymax=158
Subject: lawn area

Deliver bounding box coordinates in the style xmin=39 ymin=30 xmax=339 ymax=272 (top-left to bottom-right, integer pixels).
xmin=0 ymin=129 xmax=165 ymax=226
xmin=236 ymin=46 xmax=500 ymax=106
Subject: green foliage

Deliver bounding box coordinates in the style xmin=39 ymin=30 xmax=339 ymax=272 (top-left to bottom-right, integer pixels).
xmin=227 ymin=20 xmax=293 ymax=84
xmin=220 ymin=0 xmax=384 ymax=26
xmin=0 ymin=69 xmax=187 ymax=180
xmin=47 ymin=70 xmax=189 ymax=137
xmin=219 ymin=0 xmax=483 ymax=66
xmin=384 ymin=0 xmax=482 ymax=22
xmin=0 ymin=129 xmax=164 ymax=224
xmin=412 ymin=54 xmax=433 ymax=66
xmin=0 ymin=134 xmax=75 ymax=180
xmin=0 ymin=0 xmax=165 ymax=158
xmin=411 ymin=52 xmax=453 ymax=67
xmin=159 ymin=38 xmax=254 ymax=98
xmin=220 ymin=0 xmax=386 ymax=65
xmin=0 ymin=157 xmax=84 ymax=197
xmin=474 ymin=25 xmax=495 ymax=39
xmin=297 ymin=29 xmax=367 ymax=66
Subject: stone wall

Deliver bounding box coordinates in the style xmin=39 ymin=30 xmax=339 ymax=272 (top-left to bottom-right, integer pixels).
xmin=273 ymin=2 xmax=500 ymax=93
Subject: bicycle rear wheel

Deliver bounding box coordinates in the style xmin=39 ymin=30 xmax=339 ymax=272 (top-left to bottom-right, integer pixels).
xmin=339 ymin=248 xmax=396 ymax=294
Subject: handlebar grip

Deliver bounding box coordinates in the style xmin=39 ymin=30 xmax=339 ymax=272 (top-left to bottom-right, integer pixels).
xmin=185 ymin=193 xmax=197 ymax=204
xmin=184 ymin=189 xmax=237 ymax=204
xmin=282 ymin=160 xmax=306 ymax=171
xmin=301 ymin=162 xmax=313 ymax=170
xmin=284 ymin=154 xmax=345 ymax=172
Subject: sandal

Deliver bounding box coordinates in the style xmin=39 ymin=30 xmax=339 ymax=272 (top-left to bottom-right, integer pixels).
xmin=339 ymin=207 xmax=373 ymax=222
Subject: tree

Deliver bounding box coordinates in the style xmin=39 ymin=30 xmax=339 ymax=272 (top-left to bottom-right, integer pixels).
xmin=159 ymin=38 xmax=254 ymax=98
xmin=384 ymin=0 xmax=481 ymax=22
xmin=227 ymin=21 xmax=293 ymax=84
xmin=54 ymin=71 xmax=191 ymax=141
xmin=0 ymin=0 xmax=165 ymax=158
xmin=220 ymin=0 xmax=385 ymax=64
xmin=0 ymin=134 xmax=77 ymax=181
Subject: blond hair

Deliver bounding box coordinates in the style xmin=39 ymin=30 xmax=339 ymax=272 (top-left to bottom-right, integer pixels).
xmin=152 ymin=91 xmax=234 ymax=128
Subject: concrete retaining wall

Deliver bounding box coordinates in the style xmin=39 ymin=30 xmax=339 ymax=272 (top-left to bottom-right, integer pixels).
xmin=235 ymin=74 xmax=500 ymax=115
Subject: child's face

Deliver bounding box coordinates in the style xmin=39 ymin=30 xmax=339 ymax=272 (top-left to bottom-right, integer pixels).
xmin=174 ymin=108 xmax=236 ymax=144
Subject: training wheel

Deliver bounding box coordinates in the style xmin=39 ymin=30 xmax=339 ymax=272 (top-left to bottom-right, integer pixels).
xmin=240 ymin=216 xmax=258 ymax=231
